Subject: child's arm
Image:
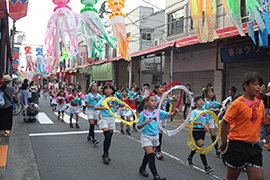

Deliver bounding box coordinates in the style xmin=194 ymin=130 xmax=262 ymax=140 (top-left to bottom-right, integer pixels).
xmin=168 ymin=108 xmax=179 ymax=117
xmin=218 ymin=120 xmax=230 ymax=152
xmin=94 ymin=105 xmax=106 ymax=110
xmin=193 ymin=122 xmax=209 ymax=131
xmin=85 ymin=102 xmax=95 ymax=108
xmin=137 ymin=119 xmax=151 ymax=129
xmin=171 ymin=95 xmax=177 ymax=102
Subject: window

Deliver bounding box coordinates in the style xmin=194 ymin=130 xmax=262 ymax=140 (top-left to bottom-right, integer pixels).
xmin=105 ymin=43 xmax=110 ymax=59
xmin=168 ymin=9 xmax=184 ymax=36
xmin=152 ymin=75 xmax=161 ymax=84
xmin=112 ymin=48 xmax=117 ymax=57
xmin=142 ymin=32 xmax=152 ymax=40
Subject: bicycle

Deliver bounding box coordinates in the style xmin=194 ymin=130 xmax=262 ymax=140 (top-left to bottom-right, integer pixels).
xmin=12 ymin=94 xmax=23 ymax=116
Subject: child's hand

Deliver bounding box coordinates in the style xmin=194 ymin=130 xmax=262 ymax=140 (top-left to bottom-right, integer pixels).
xmin=109 ymin=104 xmax=114 ymax=108
xmin=145 ymin=119 xmax=151 ymax=124
xmin=174 ymin=108 xmax=179 ymax=114
xmin=204 ymin=125 xmax=209 ymax=132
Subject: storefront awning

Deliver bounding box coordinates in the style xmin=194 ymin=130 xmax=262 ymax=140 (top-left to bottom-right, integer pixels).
xmin=92 ymin=62 xmax=113 ymax=81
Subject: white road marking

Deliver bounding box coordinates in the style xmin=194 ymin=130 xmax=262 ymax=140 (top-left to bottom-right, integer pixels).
xmin=124 ymin=135 xmax=221 ymax=180
xmin=38 ymin=112 xmax=54 ymax=124
xmin=29 ymin=130 xmax=119 ymax=137
xmin=54 ymin=112 xmax=76 ymax=123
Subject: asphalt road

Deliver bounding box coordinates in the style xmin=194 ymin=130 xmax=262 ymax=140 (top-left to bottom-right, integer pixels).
xmin=7 ymin=97 xmax=270 ymax=180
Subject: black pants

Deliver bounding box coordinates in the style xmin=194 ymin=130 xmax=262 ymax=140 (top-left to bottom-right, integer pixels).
xmin=0 ymin=106 xmax=13 ymax=130
xmin=183 ymin=103 xmax=190 ymax=119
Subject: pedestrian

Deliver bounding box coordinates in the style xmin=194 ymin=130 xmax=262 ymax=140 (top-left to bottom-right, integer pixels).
xmin=66 ymin=88 xmax=81 ymax=128
xmin=186 ymin=95 xmax=214 ymax=174
xmin=183 ymin=84 xmax=192 ymax=119
xmin=118 ymin=88 xmax=132 ymax=135
xmin=0 ymin=75 xmax=15 ymax=137
xmin=141 ymin=83 xmax=151 ymax=97
xmin=219 ymin=72 xmax=265 ymax=180
xmin=23 ymin=97 xmax=40 ymax=122
xmin=30 ymin=81 xmax=39 ymax=105
xmin=81 ymin=90 xmax=87 ymax=115
xmin=137 ymin=93 xmax=178 ymax=180
xmin=95 ymin=84 xmax=121 ymax=164
xmin=56 ymin=90 xmax=66 ymax=121
xmin=202 ymin=87 xmax=222 ymax=157
xmin=20 ymin=79 xmax=29 ymax=106
xmin=259 ymin=82 xmax=270 ymax=151
xmin=85 ymin=81 xmax=102 ymax=146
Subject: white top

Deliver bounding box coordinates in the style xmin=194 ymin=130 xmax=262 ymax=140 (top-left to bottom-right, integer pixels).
xmin=30 ymin=85 xmax=38 ymax=93
xmin=48 ymin=82 xmax=54 ymax=89
xmin=54 ymin=83 xmax=59 ymax=89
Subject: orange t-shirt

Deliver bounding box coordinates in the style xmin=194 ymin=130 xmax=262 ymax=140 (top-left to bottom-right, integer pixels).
xmin=223 ymin=96 xmax=265 ymax=142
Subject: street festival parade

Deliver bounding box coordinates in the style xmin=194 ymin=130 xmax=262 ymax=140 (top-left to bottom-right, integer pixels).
xmin=1 ymin=0 xmax=270 ymax=180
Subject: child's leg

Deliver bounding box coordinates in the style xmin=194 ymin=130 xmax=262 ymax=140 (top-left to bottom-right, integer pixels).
xmin=246 ymin=165 xmax=264 ymax=180
xmin=125 ymin=117 xmax=131 ymax=135
xmin=58 ymin=111 xmax=60 ymax=118
xmin=61 ymin=112 xmax=64 ymax=120
xmin=156 ymin=129 xmax=163 ymax=152
xmin=143 ymin=146 xmax=158 ymax=177
xmin=70 ymin=114 xmax=73 ymax=123
xmin=103 ymin=129 xmax=113 ymax=155
xmin=226 ymin=166 xmax=242 ymax=180
xmin=120 ymin=118 xmax=125 ymax=134
xmin=88 ymin=119 xmax=95 ymax=138
xmin=83 ymin=106 xmax=86 ymax=113
xmin=210 ymin=128 xmax=219 ymax=153
xmin=75 ymin=114 xmax=79 ymax=124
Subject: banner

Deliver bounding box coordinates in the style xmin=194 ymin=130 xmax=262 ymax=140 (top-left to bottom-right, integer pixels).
xmin=12 ymin=47 xmax=20 ymax=71
xmin=9 ymin=0 xmax=29 ymax=21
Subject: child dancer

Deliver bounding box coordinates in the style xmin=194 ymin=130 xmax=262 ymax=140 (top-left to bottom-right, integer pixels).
xmin=129 ymin=87 xmax=139 ymax=132
xmin=119 ymin=88 xmax=132 ymax=135
xmin=56 ymin=90 xmax=66 ymax=121
xmin=187 ymin=95 xmax=214 ymax=174
xmin=138 ymin=93 xmax=178 ymax=180
xmin=219 ymin=72 xmax=265 ymax=180
xmin=85 ymin=82 xmax=102 ymax=146
xmin=66 ymin=88 xmax=80 ymax=128
xmin=95 ymin=84 xmax=121 ymax=164
xmin=202 ymin=88 xmax=222 ymax=156
xmin=49 ymin=86 xmax=54 ymax=107
xmin=81 ymin=90 xmax=87 ymax=115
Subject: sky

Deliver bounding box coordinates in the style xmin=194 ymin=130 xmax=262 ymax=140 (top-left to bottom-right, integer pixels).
xmin=10 ymin=0 xmax=165 ymax=69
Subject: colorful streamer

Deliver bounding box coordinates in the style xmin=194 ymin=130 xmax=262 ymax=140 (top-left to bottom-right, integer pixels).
xmin=36 ymin=47 xmax=45 ymax=76
xmin=108 ymin=0 xmax=133 ymax=61
xmin=24 ymin=46 xmax=35 ymax=72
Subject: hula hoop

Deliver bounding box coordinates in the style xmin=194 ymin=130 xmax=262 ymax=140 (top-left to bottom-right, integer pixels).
xmin=187 ymin=110 xmax=220 ymax=154
xmin=162 ymin=81 xmax=183 ymax=112
xmin=101 ymin=97 xmax=138 ymax=126
xmin=157 ymin=85 xmax=194 ymax=137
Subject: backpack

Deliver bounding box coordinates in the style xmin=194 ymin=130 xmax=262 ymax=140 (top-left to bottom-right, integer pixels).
xmin=27 ymin=104 xmax=38 ymax=116
xmin=0 ymin=90 xmax=5 ymax=107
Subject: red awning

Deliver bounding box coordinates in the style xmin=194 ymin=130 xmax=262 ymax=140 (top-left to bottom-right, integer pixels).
xmin=0 ymin=0 xmax=7 ymax=18
xmin=175 ymin=23 xmax=256 ymax=48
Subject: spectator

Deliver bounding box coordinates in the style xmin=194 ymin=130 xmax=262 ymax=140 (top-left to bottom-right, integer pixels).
xmin=141 ymin=83 xmax=150 ymax=97
xmin=30 ymin=81 xmax=39 ymax=105
xmin=0 ymin=75 xmax=15 ymax=137
xmin=183 ymin=84 xmax=192 ymax=119
xmin=20 ymin=79 xmax=30 ymax=106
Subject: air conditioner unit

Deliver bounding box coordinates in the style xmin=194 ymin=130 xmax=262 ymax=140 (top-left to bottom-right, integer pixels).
xmin=154 ymin=39 xmax=160 ymax=46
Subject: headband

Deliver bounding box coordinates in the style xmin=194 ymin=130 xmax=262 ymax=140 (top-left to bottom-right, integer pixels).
xmin=145 ymin=92 xmax=155 ymax=102
xmin=89 ymin=81 xmax=96 ymax=89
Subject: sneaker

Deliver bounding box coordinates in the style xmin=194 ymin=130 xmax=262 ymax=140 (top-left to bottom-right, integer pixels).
xmin=139 ymin=166 xmax=149 ymax=177
xmin=83 ymin=112 xmax=87 ymax=115
xmin=205 ymin=166 xmax=214 ymax=174
xmin=75 ymin=124 xmax=80 ymax=129
xmin=153 ymin=174 xmax=166 ymax=180
xmin=70 ymin=123 xmax=74 ymax=128
xmin=156 ymin=152 xmax=164 ymax=160
xmin=92 ymin=138 xmax=99 ymax=146
xmin=102 ymin=154 xmax=110 ymax=164
xmin=186 ymin=157 xmax=193 ymax=165
xmin=120 ymin=129 xmax=125 ymax=134
xmin=87 ymin=136 xmax=92 ymax=143
xmin=126 ymin=128 xmax=131 ymax=135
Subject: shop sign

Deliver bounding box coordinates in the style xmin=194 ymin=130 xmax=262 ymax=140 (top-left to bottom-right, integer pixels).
xmin=221 ymin=44 xmax=270 ymax=62
xmin=143 ymin=63 xmax=157 ymax=71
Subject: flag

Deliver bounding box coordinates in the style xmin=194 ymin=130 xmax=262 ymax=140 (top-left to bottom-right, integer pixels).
xmin=9 ymin=0 xmax=29 ymax=21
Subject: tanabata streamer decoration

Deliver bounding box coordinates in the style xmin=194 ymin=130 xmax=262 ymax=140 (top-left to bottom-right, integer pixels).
xmin=45 ymin=0 xmax=99 ymax=63
xmin=108 ymin=0 xmax=133 ymax=61
xmin=157 ymin=85 xmax=194 ymax=137
xmin=188 ymin=110 xmax=220 ymax=154
xmin=101 ymin=97 xmax=138 ymax=126
xmin=80 ymin=0 xmax=116 ymax=60
xmin=36 ymin=47 xmax=45 ymax=76
xmin=189 ymin=0 xmax=218 ymax=42
xmin=221 ymin=0 xmax=270 ymax=46
xmin=45 ymin=48 xmax=54 ymax=73
xmin=24 ymin=46 xmax=35 ymax=72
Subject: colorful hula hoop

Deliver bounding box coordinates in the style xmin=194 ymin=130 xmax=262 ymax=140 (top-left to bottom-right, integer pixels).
xmin=187 ymin=110 xmax=220 ymax=154
xmin=157 ymin=85 xmax=194 ymax=137
xmin=101 ymin=97 xmax=138 ymax=126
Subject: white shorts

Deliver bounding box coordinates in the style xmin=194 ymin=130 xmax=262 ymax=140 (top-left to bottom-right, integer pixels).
xmin=208 ymin=118 xmax=216 ymax=129
xmin=56 ymin=104 xmax=66 ymax=112
xmin=82 ymin=101 xmax=86 ymax=106
xmin=160 ymin=119 xmax=167 ymax=127
xmin=87 ymin=109 xmax=100 ymax=120
xmin=66 ymin=106 xmax=80 ymax=114
xmin=141 ymin=133 xmax=160 ymax=148
xmin=117 ymin=108 xmax=133 ymax=117
xmin=100 ymin=116 xmax=115 ymax=130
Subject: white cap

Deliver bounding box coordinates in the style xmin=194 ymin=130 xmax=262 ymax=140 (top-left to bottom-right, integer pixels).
xmin=3 ymin=75 xmax=12 ymax=82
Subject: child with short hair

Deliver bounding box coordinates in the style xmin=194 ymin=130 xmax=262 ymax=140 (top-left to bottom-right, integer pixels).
xmin=23 ymin=97 xmax=40 ymax=122
xmin=219 ymin=72 xmax=265 ymax=180
xmin=187 ymin=95 xmax=214 ymax=174
xmin=66 ymin=88 xmax=81 ymax=128
xmin=56 ymin=90 xmax=66 ymax=121
xmin=137 ymin=93 xmax=178 ymax=180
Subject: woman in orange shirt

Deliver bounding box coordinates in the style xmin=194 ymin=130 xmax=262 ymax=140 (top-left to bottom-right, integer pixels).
xmin=219 ymin=72 xmax=265 ymax=180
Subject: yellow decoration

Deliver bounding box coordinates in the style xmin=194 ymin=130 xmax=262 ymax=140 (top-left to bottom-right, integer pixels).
xmin=101 ymin=97 xmax=138 ymax=126
xmin=187 ymin=110 xmax=220 ymax=154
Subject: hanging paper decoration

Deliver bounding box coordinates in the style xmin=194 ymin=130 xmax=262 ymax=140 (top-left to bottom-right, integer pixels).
xmin=36 ymin=47 xmax=45 ymax=76
xmin=108 ymin=0 xmax=133 ymax=61
xmin=60 ymin=47 xmax=69 ymax=70
xmin=24 ymin=46 xmax=35 ymax=72
xmin=189 ymin=0 xmax=218 ymax=42
xmin=221 ymin=0 xmax=270 ymax=46
xmin=44 ymin=0 xmax=100 ymax=63
xmin=12 ymin=47 xmax=20 ymax=71
xmin=45 ymin=48 xmax=54 ymax=74
xmin=80 ymin=0 xmax=116 ymax=60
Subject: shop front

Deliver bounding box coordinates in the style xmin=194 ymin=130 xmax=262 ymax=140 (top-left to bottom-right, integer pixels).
xmin=92 ymin=62 xmax=113 ymax=85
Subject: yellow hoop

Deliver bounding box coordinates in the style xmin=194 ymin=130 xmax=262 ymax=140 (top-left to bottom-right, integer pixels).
xmin=101 ymin=97 xmax=138 ymax=126
xmin=187 ymin=110 xmax=220 ymax=154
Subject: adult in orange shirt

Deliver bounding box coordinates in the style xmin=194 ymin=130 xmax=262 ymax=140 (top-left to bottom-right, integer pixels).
xmin=219 ymin=72 xmax=265 ymax=180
